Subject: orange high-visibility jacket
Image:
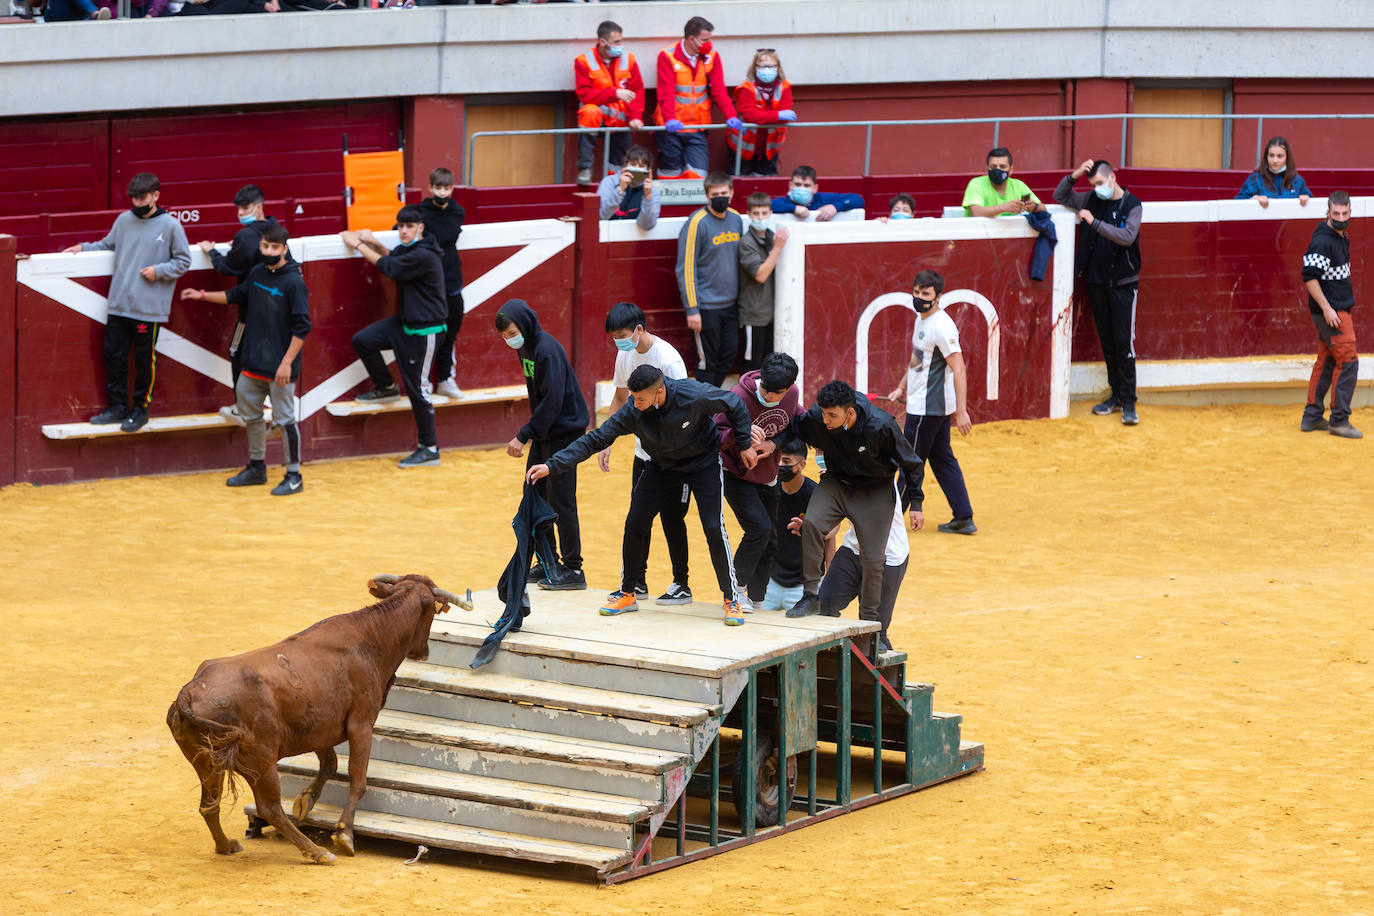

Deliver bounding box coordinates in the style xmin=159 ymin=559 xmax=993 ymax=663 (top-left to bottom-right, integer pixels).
xmin=574 ymin=47 xmax=644 ymax=127
xmin=655 ymin=43 xmax=736 ymax=130
xmin=727 ymin=79 xmax=794 ymax=161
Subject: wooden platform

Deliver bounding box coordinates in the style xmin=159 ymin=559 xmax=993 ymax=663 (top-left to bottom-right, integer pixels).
xmin=325 ymin=384 xmax=527 ymax=418
xmin=41 ymin=409 xmax=266 ymax=441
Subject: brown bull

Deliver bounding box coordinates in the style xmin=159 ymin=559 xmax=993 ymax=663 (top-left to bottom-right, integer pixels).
xmin=167 ymin=573 xmax=471 ymax=864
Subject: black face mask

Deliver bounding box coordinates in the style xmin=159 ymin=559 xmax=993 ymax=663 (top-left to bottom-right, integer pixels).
xmin=913 ymin=294 xmax=935 ymax=313
xmin=709 ymin=195 xmax=731 ymax=214
xmin=1330 ymin=218 xmax=1350 ymax=232
xmin=130 ymin=203 xmax=154 ymax=218
xmin=776 ymin=464 xmax=798 ymax=482
xmin=988 ymin=167 xmax=1009 ymax=185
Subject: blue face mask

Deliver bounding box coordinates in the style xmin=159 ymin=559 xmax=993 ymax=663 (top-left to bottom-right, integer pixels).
xmin=749 ymin=217 xmax=772 ymax=233
xmin=755 ymin=67 xmax=778 ymax=84
xmin=1093 ymin=182 xmax=1114 ymax=200
xmin=614 ymin=335 xmax=636 ymax=352
xmin=605 ymin=45 xmax=623 ymax=59
xmin=401 ymin=236 xmax=420 ymax=246
xmin=504 ymin=334 xmax=524 ymax=350
xmin=789 ymin=186 xmax=814 ymax=206
xmin=755 ymin=381 xmax=780 ymax=407
xmin=238 ymin=215 xmax=256 ymax=226
xmin=1271 ymin=164 xmax=1286 ymax=174
xmin=890 ymin=211 xmax=913 ymax=220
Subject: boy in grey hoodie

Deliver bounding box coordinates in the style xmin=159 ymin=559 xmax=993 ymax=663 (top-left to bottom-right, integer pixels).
xmin=64 ymin=172 xmax=191 ymax=432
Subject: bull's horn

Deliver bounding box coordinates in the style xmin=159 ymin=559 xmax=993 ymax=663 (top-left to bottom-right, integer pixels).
xmin=434 ymin=587 xmax=473 ymax=611
xmin=372 ymin=574 xmax=400 ymax=584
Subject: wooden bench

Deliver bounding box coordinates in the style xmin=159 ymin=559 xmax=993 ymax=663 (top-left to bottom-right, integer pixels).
xmin=42 ymin=409 xmax=273 ymax=441
xmin=324 ymin=384 xmax=527 ymax=418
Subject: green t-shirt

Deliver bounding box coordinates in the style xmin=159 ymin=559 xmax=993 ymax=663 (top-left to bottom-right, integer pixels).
xmin=962 ymin=175 xmax=1041 ymax=215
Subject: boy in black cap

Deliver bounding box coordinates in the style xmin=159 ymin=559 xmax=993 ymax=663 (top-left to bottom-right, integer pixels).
xmin=341 ymin=205 xmax=448 ymax=469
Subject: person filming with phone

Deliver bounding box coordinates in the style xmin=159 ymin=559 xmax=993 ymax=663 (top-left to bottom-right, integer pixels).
xmin=963 ymin=147 xmax=1043 ymax=217
xmin=598 ymin=145 xmax=660 ymax=230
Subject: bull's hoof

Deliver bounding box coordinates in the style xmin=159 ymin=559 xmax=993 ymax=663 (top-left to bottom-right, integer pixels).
xmin=216 ymin=839 xmax=243 ymax=855
xmin=332 ymin=829 xmax=356 ymax=856
xmin=292 ymin=791 xmax=317 ymax=822
xmin=310 ymin=849 xmax=337 ymax=866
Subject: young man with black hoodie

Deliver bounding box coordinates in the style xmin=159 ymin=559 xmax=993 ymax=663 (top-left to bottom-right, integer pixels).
xmin=342 ymin=205 xmax=449 ymax=469
xmin=496 ymin=298 xmax=591 ymax=590
xmin=528 ymin=365 xmax=756 ymax=627
xmin=1301 ymin=191 xmax=1363 ymax=439
xmin=64 ymin=171 xmax=192 ymax=433
xmin=194 ymin=184 xmax=280 ymax=422
xmin=418 ymin=168 xmax=466 ymax=400
xmin=784 ymin=381 xmax=924 ymax=637
xmin=181 ymin=222 xmax=310 ymax=495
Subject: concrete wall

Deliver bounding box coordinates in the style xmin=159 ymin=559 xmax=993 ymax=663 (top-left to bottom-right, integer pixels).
xmin=4 ymin=0 xmax=1374 ymax=119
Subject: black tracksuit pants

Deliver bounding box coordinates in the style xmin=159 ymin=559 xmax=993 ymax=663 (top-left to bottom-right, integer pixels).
xmin=724 ymin=474 xmax=780 ymax=603
xmin=103 ymin=314 xmax=159 ymax=410
xmin=694 ymin=304 xmax=739 ymax=387
xmin=902 ymin=412 xmax=973 ymax=521
xmin=526 ymin=430 xmax=582 ymax=571
xmin=433 ymin=291 xmax=465 ymax=384
xmin=626 ymin=456 xmax=691 ymax=589
xmin=352 ymin=317 xmax=438 ymax=448
xmin=1086 ymin=282 xmax=1138 ymax=405
xmin=624 ymin=458 xmax=737 ymax=602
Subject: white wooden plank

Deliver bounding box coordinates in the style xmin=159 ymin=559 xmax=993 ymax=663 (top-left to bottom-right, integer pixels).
xmin=325 ymin=384 xmax=526 ymax=418
xmin=41 ymin=410 xmax=260 ymax=440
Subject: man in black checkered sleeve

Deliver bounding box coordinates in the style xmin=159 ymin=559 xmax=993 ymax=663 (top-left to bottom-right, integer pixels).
xmin=1301 ymin=191 xmax=1362 ymax=439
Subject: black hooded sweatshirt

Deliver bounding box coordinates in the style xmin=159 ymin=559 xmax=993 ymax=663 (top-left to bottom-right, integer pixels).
xmin=497 ymin=298 xmax=590 ymax=443
xmin=419 ymin=197 xmax=465 ymax=294
xmin=224 ymin=256 xmax=311 ymax=382
xmin=209 ymin=215 xmax=281 ymax=322
xmin=376 ymin=234 xmax=448 ymax=330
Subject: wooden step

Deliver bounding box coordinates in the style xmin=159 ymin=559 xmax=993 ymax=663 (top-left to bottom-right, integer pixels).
xmin=42 ymin=410 xmax=257 ymax=440
xmin=325 ymin=384 xmax=526 ymax=418
xmin=246 ymin=802 xmax=632 ymax=872
xmin=395 ymin=661 xmax=718 ymax=726
xmin=387 ymin=685 xmax=701 ymax=756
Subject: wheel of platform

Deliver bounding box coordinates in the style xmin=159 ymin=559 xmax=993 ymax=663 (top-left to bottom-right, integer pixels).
xmin=731 ymin=732 xmax=798 ymax=828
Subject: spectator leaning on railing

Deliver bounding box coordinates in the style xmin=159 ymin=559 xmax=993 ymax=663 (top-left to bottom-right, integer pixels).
xmin=771 ymin=165 xmax=864 ymax=222
xmin=728 ymin=48 xmax=796 ymax=178
xmin=963 ymin=147 xmax=1043 ymax=217
xmin=574 ymin=19 xmax=644 ymax=187
xmin=1236 ymin=136 xmax=1312 ymax=209
xmin=655 ymin=16 xmax=742 ymax=180
xmin=597 ymin=145 xmax=660 ymax=230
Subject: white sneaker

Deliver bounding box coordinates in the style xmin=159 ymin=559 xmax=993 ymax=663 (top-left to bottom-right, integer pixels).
xmin=436 ymin=380 xmax=463 ymax=399
xmin=576 ymin=168 xmax=593 ymax=186
xmin=735 ymin=592 xmax=754 ymax=614
xmin=218 ymin=405 xmax=246 ymax=428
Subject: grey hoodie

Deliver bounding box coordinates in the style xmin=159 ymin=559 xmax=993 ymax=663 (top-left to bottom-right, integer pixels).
xmin=81 ymin=208 xmax=192 ymax=322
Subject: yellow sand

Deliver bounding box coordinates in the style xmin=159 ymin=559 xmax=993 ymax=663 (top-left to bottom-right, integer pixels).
xmin=2 ymin=402 xmax=1371 ymax=915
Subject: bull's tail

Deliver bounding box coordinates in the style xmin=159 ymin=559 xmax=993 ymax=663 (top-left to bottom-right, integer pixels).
xmin=169 ymin=686 xmax=258 ymax=807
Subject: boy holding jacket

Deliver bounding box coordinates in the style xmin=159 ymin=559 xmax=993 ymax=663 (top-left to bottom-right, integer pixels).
xmin=64 ymin=171 xmax=191 ymax=433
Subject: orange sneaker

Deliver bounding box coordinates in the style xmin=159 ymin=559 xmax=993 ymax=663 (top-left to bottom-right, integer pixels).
xmin=723 ymin=599 xmax=745 ymax=626
xmin=600 ymin=590 xmax=639 ymax=616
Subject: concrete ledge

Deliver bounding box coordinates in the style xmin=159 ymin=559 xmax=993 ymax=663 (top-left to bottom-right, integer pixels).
xmin=1071 ymin=356 xmax=1374 ymax=407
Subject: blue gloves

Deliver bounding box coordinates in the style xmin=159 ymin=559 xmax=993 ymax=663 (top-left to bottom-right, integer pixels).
xmin=726 ymin=117 xmax=743 ymax=131
xmin=665 ymin=119 xmax=684 ymax=133
xmin=778 ymin=109 xmax=797 ymax=122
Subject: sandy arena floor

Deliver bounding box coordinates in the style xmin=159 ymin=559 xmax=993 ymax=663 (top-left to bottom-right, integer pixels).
xmin=2 ymin=402 xmax=1371 ymax=915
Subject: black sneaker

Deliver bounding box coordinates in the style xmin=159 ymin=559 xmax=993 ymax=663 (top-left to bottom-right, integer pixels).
xmin=656 ymin=582 xmax=692 ymax=605
xmin=877 ymin=635 xmax=895 ymax=654
xmin=785 ymin=593 xmax=821 ymax=618
xmin=89 ymin=405 xmax=128 ymax=425
xmin=1092 ymin=396 xmax=1121 ymax=416
xmin=631 ymin=581 xmax=650 ymax=599
xmin=1329 ymin=421 xmax=1364 ymax=440
xmin=538 ymin=567 xmax=587 ymax=591
xmin=1301 ymin=415 xmax=1330 ymax=432
xmin=358 ymin=385 xmax=401 ymax=402
xmin=226 ymin=464 xmax=268 ymax=487
xmin=1121 ymin=404 xmax=1140 ymax=426
xmin=398 ymin=446 xmax=440 ymax=469
xmin=937 ymin=517 xmax=978 ymax=535
xmin=527 ymin=562 xmax=549 ymax=584
xmin=271 ymin=472 xmax=304 ymax=496
xmin=120 ymin=407 xmax=149 ymax=432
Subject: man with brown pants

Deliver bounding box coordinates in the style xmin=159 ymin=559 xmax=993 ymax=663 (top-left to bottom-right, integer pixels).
xmin=1301 ymin=191 xmax=1362 ymax=439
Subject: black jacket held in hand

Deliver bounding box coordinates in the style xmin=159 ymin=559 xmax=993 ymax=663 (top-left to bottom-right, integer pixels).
xmin=418 ymin=197 xmax=465 ymax=293
xmin=546 ymin=377 xmax=752 ymax=476
xmin=376 ymin=235 xmax=448 ymax=330
xmin=788 ymin=394 xmax=927 ymax=506
xmin=471 ymin=483 xmax=560 ymax=670
xmin=224 ymin=257 xmax=311 ymax=382
xmin=497 ymin=298 xmax=590 ymax=443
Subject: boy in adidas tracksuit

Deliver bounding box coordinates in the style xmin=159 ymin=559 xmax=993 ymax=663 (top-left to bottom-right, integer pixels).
xmin=64 ymin=171 xmax=191 ymax=433
xmin=342 ymin=205 xmax=449 ymax=469
xmin=181 ymin=222 xmax=310 ymax=495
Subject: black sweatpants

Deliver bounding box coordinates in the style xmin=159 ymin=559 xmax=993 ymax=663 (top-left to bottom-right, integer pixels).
xmin=724 ymin=474 xmax=780 ymax=602
xmin=527 ymin=430 xmax=582 ymax=571
xmin=694 ymin=304 xmax=739 ymax=387
xmin=351 ymin=317 xmax=438 ymax=448
xmin=819 ymin=546 xmax=908 ymax=641
xmin=626 ymin=456 xmax=691 ymax=589
xmin=103 ymin=314 xmax=159 ymax=410
xmin=902 ymin=412 xmax=973 ymax=521
xmin=624 ymin=458 xmax=737 ymax=602
xmin=1086 ymin=282 xmax=1138 ymax=405
xmin=433 ymin=291 xmax=465 ymax=385
xmin=740 ymin=322 xmax=774 ymax=373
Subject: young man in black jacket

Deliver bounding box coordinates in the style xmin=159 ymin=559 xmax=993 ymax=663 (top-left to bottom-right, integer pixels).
xmin=1054 ymin=158 xmax=1144 ymax=426
xmin=497 ymin=299 xmax=591 ymax=590
xmin=528 ymin=365 xmax=757 ymax=626
xmin=418 ymin=168 xmax=466 ymax=400
xmin=181 ymin=222 xmax=309 ymax=495
xmin=1301 ymin=191 xmax=1362 ymax=438
xmin=342 ymin=205 xmax=449 ymax=468
xmin=785 ymin=381 xmax=923 ymax=633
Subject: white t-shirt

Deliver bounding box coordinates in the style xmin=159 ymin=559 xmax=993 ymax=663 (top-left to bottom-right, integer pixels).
xmin=612 ymin=336 xmax=688 ymax=460
xmin=840 ymin=500 xmax=909 ymax=566
xmin=905 ymin=306 xmax=962 ymax=417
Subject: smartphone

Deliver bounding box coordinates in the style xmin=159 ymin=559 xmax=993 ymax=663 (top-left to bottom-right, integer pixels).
xmin=625 ymin=167 xmax=649 ymax=176
xmin=1020 ymin=193 xmax=1031 ymax=201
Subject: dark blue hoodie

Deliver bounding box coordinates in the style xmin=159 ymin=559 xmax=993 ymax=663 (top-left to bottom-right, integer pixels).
xmin=497 ymin=298 xmax=589 ymax=443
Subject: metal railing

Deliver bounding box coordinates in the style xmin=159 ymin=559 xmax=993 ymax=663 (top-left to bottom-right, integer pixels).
xmin=466 ymin=112 xmax=1374 ymax=187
